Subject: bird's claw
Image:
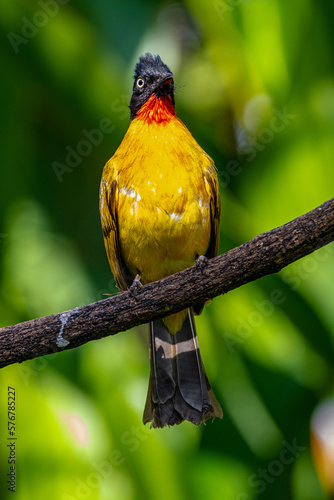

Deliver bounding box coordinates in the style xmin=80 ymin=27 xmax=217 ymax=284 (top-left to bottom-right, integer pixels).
xmin=195 ymin=255 xmax=209 ymax=273
xmin=129 ymin=274 xmax=143 ymax=298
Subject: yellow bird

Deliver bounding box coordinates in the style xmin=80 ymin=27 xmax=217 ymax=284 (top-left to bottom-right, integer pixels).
xmin=100 ymin=53 xmax=222 ymax=427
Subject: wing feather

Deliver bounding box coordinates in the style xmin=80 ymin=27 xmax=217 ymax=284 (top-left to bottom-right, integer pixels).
xmin=99 ymin=161 xmax=131 ymax=291
xmin=193 ymin=157 xmax=220 ymax=316
xmin=205 ymin=159 xmax=221 ymax=260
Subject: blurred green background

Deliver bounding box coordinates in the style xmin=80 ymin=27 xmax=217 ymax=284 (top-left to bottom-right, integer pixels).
xmin=1 ymin=0 xmax=334 ymax=499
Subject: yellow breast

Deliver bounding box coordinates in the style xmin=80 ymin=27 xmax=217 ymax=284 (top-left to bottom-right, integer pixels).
xmin=106 ymin=116 xmax=215 ymax=284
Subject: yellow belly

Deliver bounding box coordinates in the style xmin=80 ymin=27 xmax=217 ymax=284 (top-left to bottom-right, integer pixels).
xmin=115 ymin=117 xmax=212 ymax=284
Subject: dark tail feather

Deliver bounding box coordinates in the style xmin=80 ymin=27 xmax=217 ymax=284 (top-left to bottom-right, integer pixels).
xmin=143 ymin=309 xmax=223 ymax=428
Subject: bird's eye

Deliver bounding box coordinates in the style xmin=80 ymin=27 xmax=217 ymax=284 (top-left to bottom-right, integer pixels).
xmin=136 ymin=78 xmax=145 ymax=88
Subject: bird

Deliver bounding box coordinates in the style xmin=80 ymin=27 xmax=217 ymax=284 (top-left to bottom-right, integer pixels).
xmin=99 ymin=53 xmax=222 ymax=427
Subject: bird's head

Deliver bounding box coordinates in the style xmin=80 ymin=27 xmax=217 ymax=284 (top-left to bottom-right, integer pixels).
xmin=129 ymin=53 xmax=175 ymax=122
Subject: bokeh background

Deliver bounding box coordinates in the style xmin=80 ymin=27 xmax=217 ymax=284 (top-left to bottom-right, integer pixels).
xmin=1 ymin=0 xmax=334 ymax=499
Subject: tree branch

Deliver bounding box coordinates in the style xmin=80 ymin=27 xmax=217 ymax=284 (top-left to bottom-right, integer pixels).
xmin=1 ymin=198 xmax=333 ymax=369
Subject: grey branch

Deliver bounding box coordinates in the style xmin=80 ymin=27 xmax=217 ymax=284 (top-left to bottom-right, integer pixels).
xmin=1 ymin=198 xmax=334 ymax=369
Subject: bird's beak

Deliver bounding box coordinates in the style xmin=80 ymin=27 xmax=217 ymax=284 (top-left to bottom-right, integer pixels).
xmin=154 ymin=73 xmax=174 ymax=90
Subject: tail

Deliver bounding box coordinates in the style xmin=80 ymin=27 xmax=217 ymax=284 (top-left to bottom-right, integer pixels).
xmin=143 ymin=308 xmax=223 ymax=428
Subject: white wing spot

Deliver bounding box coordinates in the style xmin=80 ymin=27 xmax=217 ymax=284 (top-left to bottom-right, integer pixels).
xmin=169 ymin=213 xmax=182 ymax=222
xmin=120 ymin=187 xmax=141 ymax=201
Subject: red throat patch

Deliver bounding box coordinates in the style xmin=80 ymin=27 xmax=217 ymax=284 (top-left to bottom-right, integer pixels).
xmin=136 ymin=94 xmax=176 ymax=124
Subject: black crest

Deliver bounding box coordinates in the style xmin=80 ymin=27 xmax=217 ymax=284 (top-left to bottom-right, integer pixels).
xmin=134 ymin=53 xmax=172 ymax=81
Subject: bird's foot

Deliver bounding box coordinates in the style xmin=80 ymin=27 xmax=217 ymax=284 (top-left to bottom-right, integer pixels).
xmin=195 ymin=255 xmax=209 ymax=273
xmin=129 ymin=273 xmax=143 ymax=298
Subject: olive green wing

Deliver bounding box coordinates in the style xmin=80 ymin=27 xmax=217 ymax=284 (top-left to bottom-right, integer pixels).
xmin=99 ymin=161 xmax=131 ymax=292
xmin=205 ymin=158 xmax=221 ymax=260
xmin=193 ymin=156 xmax=221 ymax=316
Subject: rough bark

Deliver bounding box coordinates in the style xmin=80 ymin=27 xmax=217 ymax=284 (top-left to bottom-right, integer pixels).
xmin=0 ymin=198 xmax=333 ymax=369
